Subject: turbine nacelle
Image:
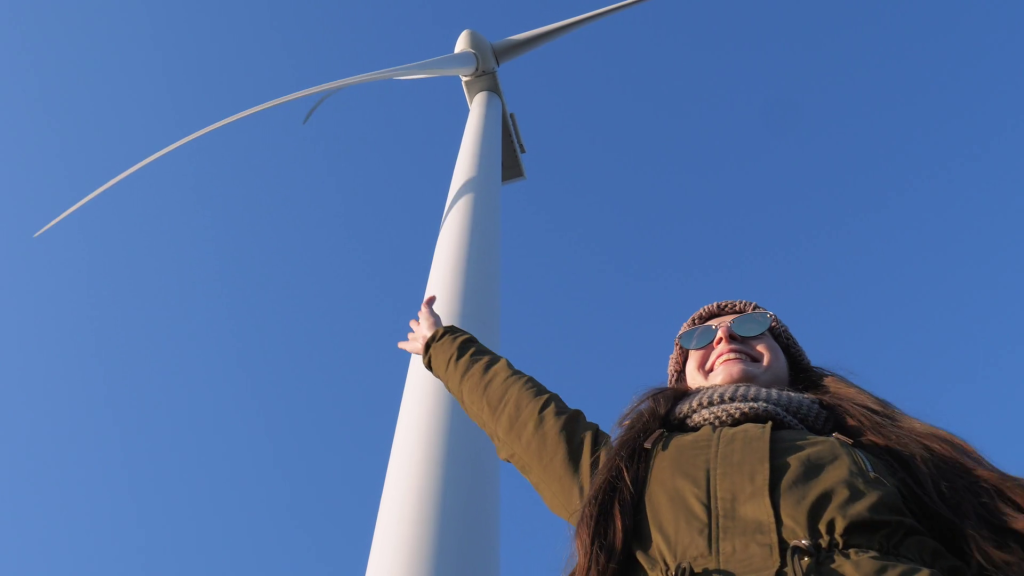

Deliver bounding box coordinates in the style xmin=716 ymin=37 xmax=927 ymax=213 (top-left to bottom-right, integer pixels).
xmin=453 ymin=29 xmax=525 ymax=183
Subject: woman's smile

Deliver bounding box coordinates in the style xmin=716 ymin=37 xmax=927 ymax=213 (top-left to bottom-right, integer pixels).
xmin=712 ymin=352 xmax=754 ymax=371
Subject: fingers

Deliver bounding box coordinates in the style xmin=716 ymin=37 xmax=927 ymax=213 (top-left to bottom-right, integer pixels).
xmin=420 ymin=296 xmax=437 ymax=318
xmin=400 ymin=296 xmax=440 ymax=356
xmin=419 ymin=295 xmax=443 ymax=328
xmin=398 ymin=333 xmax=423 ymax=355
xmin=398 ymin=340 xmax=421 ymax=354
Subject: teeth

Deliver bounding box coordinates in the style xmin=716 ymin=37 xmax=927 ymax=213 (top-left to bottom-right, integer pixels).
xmin=714 ymin=352 xmax=753 ymax=370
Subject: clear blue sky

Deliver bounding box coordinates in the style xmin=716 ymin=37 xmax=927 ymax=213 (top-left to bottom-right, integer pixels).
xmin=3 ymin=1 xmax=1022 ymax=574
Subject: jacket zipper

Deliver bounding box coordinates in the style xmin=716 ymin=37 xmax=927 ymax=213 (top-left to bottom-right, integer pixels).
xmin=710 ymin=428 xmax=722 ymax=570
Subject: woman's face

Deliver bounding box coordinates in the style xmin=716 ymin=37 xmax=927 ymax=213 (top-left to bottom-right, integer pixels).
xmin=683 ymin=313 xmax=790 ymax=389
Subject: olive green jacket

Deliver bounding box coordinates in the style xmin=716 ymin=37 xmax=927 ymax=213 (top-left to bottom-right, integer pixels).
xmin=423 ymin=327 xmax=969 ymax=576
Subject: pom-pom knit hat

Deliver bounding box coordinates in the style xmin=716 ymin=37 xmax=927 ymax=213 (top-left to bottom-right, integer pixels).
xmin=667 ymin=300 xmax=812 ymax=388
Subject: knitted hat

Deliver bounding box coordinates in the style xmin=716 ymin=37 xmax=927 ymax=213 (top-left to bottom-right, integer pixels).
xmin=667 ymin=300 xmax=811 ymax=388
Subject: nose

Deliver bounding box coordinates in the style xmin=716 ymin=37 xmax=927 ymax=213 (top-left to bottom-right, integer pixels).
xmin=712 ymin=323 xmax=739 ymax=348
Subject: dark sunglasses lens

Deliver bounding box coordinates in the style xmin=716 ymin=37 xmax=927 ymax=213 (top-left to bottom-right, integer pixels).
xmin=677 ymin=325 xmax=718 ymax=350
xmin=731 ymin=312 xmax=772 ymax=338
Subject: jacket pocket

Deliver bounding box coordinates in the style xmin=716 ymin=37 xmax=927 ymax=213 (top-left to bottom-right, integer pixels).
xmin=644 ymin=429 xmax=667 ymax=478
xmin=832 ymin=433 xmax=890 ymax=486
xmin=824 ymin=547 xmax=950 ymax=575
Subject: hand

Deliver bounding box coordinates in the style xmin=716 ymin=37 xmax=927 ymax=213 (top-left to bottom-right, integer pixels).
xmin=398 ymin=295 xmax=444 ymax=355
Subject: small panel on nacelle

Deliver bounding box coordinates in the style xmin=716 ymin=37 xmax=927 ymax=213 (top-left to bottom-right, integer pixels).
xmin=500 ymin=112 xmax=526 ymax=184
xmin=461 ymin=72 xmax=526 ymax=185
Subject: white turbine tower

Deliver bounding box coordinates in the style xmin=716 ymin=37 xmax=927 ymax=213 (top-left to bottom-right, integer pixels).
xmin=34 ymin=1 xmax=651 ymax=574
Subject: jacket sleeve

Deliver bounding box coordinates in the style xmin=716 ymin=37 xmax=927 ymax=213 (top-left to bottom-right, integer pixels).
xmin=423 ymin=325 xmax=611 ymax=525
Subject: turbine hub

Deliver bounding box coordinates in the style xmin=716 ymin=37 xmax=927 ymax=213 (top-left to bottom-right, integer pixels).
xmin=455 ymin=29 xmax=498 ymax=76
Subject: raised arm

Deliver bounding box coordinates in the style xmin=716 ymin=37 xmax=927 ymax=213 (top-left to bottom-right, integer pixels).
xmin=399 ymin=297 xmax=610 ymax=524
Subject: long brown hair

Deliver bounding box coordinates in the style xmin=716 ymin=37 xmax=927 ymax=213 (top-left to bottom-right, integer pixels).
xmin=570 ymin=368 xmax=1024 ymax=576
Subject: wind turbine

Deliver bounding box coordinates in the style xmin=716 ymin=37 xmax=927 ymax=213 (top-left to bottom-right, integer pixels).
xmin=34 ymin=1 xmax=652 ymax=574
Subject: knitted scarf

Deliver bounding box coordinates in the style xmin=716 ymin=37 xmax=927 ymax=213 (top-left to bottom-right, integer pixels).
xmin=672 ymin=384 xmax=834 ymax=435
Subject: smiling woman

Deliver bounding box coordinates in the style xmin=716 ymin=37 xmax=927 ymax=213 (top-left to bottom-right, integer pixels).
xmin=676 ymin=310 xmax=791 ymax=389
xmin=398 ymin=298 xmax=1024 ymax=576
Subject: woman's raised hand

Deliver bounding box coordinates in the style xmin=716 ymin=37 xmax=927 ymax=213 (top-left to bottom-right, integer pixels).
xmin=398 ymin=296 xmax=444 ymax=355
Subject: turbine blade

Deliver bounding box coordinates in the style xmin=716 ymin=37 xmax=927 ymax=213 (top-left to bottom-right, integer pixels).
xmin=34 ymin=50 xmax=479 ymax=237
xmin=492 ymin=0 xmax=650 ymax=66
xmin=302 ymin=72 xmax=446 ymax=124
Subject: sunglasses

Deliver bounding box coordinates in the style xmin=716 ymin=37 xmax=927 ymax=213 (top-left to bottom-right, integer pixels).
xmin=676 ymin=311 xmax=775 ymax=350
